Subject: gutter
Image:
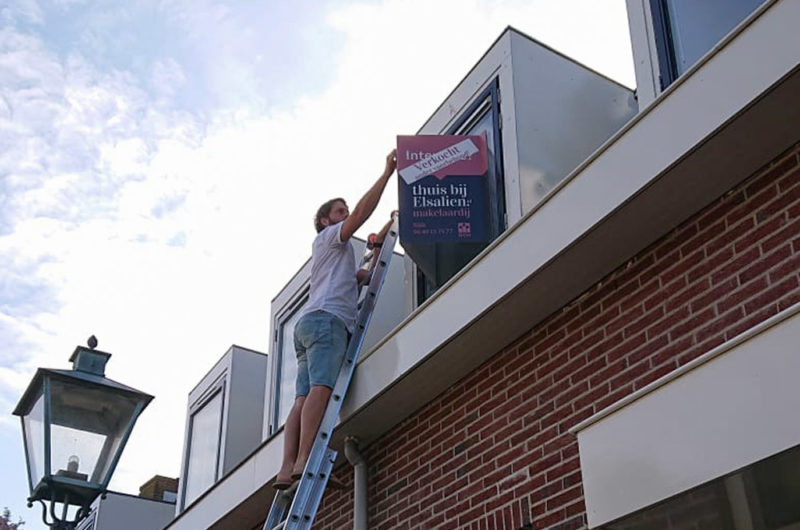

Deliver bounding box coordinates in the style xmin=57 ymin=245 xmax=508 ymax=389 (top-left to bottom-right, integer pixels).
xmin=344 ymin=437 xmax=368 ymax=530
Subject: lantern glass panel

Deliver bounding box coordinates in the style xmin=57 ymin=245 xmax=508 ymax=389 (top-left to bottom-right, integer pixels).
xmin=22 ymin=389 xmax=46 ymax=488
xmin=49 ymin=378 xmax=140 ymax=485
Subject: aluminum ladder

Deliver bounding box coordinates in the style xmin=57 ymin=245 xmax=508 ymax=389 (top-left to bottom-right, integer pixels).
xmin=263 ymin=214 xmax=399 ymax=530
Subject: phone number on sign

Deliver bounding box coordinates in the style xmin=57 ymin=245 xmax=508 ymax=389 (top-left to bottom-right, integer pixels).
xmin=412 ymin=228 xmax=454 ymax=236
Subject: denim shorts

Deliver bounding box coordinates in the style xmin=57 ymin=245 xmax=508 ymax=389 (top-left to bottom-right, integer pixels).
xmin=294 ymin=310 xmax=349 ymax=397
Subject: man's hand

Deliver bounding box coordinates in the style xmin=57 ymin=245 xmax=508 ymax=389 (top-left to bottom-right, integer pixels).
xmin=383 ymin=149 xmax=397 ymax=178
xmin=371 ymin=211 xmax=397 ymax=246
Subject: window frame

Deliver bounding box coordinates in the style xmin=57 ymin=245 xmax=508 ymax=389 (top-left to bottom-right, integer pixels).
xmin=648 ymin=0 xmax=767 ymax=90
xmin=415 ymin=78 xmax=506 ymax=304
xmin=268 ymin=288 xmax=309 ymax=436
xmin=648 ymin=0 xmax=680 ymax=89
xmin=179 ymin=378 xmax=226 ymax=510
xmin=448 ymin=78 xmax=506 ymax=231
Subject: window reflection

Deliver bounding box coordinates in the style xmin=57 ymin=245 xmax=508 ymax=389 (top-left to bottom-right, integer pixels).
xmin=183 ymin=390 xmax=223 ymax=507
xmin=653 ymin=0 xmax=766 ymax=86
xmin=605 ymin=445 xmax=800 ymax=530
xmin=275 ymin=301 xmax=305 ymax=429
xmin=415 ymin=82 xmax=505 ymax=303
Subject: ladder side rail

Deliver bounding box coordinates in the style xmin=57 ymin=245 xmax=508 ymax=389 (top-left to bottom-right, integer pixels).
xmin=265 ymin=216 xmax=399 ymax=530
xmin=263 ymin=490 xmax=291 ymax=530
xmin=264 ymin=232 xmax=388 ymax=530
xmin=283 ymin=217 xmax=399 ymax=529
xmin=285 ymin=448 xmax=337 ymax=530
xmin=312 ymin=214 xmax=399 ymax=449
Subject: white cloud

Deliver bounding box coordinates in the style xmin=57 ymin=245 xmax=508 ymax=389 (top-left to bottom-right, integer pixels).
xmin=0 ymin=0 xmax=44 ymax=26
xmin=150 ymin=58 xmax=186 ymax=103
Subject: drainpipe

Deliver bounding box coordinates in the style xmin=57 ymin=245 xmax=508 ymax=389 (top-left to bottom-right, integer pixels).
xmin=344 ymin=436 xmax=368 ymax=530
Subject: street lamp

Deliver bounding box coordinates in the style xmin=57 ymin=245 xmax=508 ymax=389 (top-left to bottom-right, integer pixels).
xmin=12 ymin=339 xmax=153 ymax=529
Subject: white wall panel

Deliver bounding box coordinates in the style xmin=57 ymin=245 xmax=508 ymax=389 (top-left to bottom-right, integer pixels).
xmin=575 ymin=304 xmax=800 ymax=527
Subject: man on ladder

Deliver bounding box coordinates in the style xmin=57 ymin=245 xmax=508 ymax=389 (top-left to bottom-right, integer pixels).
xmin=273 ymin=149 xmax=397 ymax=490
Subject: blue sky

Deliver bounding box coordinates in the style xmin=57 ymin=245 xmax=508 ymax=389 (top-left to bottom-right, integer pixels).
xmin=0 ymin=1 xmax=634 ymax=527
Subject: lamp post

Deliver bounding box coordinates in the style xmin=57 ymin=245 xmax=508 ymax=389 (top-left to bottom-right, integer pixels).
xmin=12 ymin=339 xmax=153 ymax=529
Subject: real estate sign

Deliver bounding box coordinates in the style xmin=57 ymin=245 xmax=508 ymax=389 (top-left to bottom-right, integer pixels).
xmin=397 ymin=135 xmax=489 ymax=243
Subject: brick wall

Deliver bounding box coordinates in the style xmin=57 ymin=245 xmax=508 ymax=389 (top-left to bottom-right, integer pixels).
xmin=139 ymin=475 xmax=178 ymax=501
xmin=301 ymin=144 xmax=800 ymax=529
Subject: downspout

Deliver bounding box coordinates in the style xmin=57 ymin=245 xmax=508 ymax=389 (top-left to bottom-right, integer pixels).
xmin=344 ymin=436 xmax=368 ymax=530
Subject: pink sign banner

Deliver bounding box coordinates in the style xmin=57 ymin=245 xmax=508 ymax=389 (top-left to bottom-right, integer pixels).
xmin=397 ymin=135 xmax=488 ymax=184
xmin=396 ymin=134 xmax=490 ymax=244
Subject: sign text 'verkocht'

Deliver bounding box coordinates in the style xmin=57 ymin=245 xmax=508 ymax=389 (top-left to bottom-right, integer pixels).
xmin=397 ymin=135 xmax=489 ymax=243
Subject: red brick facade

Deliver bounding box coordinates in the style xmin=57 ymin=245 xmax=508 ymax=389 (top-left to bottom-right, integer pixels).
xmin=283 ymin=144 xmax=800 ymax=530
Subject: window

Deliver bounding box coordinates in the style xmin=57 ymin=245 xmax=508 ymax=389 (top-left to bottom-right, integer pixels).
xmin=415 ymin=79 xmax=505 ymax=303
xmin=650 ymin=0 xmax=767 ymax=88
xmin=605 ymin=445 xmax=800 ymax=530
xmin=181 ymin=385 xmax=224 ymax=508
xmin=271 ymin=294 xmax=307 ymax=433
xmin=176 ymin=346 xmax=266 ymax=512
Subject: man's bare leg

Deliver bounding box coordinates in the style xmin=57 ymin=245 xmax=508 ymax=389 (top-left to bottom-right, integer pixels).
xmin=276 ymin=396 xmax=305 ymax=485
xmin=292 ymin=385 xmax=332 ymax=477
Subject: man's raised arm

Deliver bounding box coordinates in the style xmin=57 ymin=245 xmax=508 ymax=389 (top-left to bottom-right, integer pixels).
xmin=340 ymin=149 xmax=397 ymax=241
xmin=356 ymin=211 xmax=398 ymax=285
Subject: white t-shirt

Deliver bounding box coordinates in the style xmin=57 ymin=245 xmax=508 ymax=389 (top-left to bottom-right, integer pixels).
xmin=302 ymin=222 xmax=358 ymax=331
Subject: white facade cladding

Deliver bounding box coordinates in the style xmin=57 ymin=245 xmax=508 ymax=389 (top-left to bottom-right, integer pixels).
xmin=163 ymin=3 xmax=800 ymax=527
xmin=176 ymin=345 xmax=267 ymax=513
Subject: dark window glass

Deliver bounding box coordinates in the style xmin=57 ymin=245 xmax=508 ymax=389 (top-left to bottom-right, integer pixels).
xmin=604 ymin=444 xmax=800 ymax=530
xmin=415 ymin=80 xmax=505 ymax=304
xmin=651 ymin=0 xmax=766 ymax=87
xmin=752 ymin=448 xmax=800 ymax=528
